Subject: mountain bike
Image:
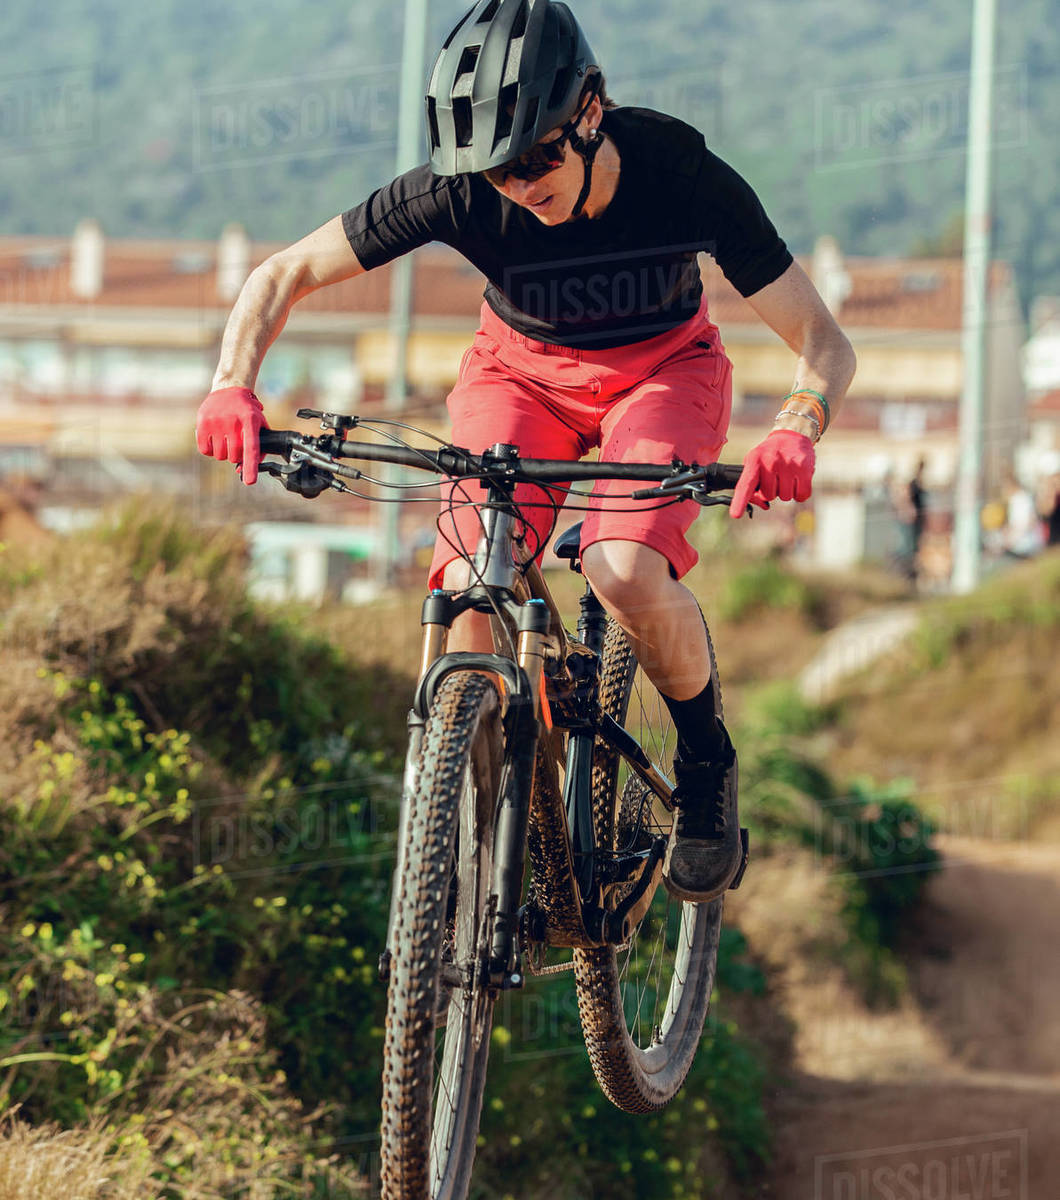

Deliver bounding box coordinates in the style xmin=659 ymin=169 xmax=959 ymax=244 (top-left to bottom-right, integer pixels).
xmin=259 ymin=410 xmax=750 ymax=1200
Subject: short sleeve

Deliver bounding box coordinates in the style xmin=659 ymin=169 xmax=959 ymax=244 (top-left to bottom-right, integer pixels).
xmin=694 ymin=149 xmax=792 ymax=298
xmin=341 ymin=165 xmax=469 ymax=270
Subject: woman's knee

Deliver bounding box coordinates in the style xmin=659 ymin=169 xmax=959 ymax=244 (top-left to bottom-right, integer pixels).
xmin=581 ymin=540 xmax=671 ymax=612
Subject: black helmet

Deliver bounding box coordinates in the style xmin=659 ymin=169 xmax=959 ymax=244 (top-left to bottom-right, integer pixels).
xmin=426 ymin=0 xmax=600 ymax=175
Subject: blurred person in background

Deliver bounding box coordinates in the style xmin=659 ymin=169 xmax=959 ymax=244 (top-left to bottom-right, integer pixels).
xmin=1001 ymin=471 xmax=1045 ymax=559
xmin=194 ymin=0 xmax=855 ymax=901
xmin=1035 ymin=459 xmax=1060 ymax=548
xmin=894 ymin=457 xmax=927 ymax=587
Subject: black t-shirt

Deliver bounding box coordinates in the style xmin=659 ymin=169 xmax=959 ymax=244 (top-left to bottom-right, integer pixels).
xmin=341 ymin=107 xmax=792 ymax=350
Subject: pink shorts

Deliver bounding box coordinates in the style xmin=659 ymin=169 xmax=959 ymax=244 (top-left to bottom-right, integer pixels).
xmin=429 ymin=298 xmax=733 ymax=588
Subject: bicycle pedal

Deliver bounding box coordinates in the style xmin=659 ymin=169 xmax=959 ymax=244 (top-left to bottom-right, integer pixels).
xmin=728 ymin=827 xmax=750 ymax=891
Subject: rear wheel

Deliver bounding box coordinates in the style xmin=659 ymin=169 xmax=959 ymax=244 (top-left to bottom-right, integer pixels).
xmin=574 ymin=616 xmax=724 ymax=1113
xmin=381 ymin=672 xmax=503 ymax=1200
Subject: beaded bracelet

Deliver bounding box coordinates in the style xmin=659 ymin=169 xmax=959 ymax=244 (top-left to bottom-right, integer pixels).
xmin=784 ymin=388 xmax=831 ymax=434
xmin=777 ymin=398 xmax=826 ymax=440
xmin=773 ymin=408 xmax=821 ymax=442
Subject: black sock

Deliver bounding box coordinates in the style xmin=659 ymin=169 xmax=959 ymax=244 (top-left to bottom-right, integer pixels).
xmin=661 ymin=683 xmax=729 ymax=763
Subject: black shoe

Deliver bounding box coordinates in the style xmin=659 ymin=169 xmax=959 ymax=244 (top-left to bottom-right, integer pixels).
xmin=662 ymin=731 xmax=742 ymax=903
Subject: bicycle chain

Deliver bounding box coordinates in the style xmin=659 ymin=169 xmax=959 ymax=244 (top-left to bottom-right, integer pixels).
xmin=523 ymin=953 xmax=576 ymax=977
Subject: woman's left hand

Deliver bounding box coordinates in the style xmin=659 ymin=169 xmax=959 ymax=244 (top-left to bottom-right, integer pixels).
xmin=729 ymin=429 xmax=815 ymax=518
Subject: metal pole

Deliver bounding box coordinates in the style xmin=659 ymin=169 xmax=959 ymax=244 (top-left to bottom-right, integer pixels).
xmin=952 ymin=0 xmax=997 ymax=595
xmin=379 ymin=0 xmax=429 ymax=588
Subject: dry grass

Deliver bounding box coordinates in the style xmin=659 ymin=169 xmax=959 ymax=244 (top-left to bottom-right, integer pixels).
xmin=821 ymin=601 xmax=1060 ymax=841
xmin=0 ymin=1113 xmax=152 ymax=1200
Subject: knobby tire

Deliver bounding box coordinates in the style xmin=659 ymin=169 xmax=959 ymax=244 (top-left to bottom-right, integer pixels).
xmin=381 ymin=672 xmax=503 ymax=1200
xmin=573 ymin=616 xmax=725 ymax=1113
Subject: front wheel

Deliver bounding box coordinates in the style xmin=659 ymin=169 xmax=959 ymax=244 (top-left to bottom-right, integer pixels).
xmin=380 ymin=672 xmax=503 ymax=1200
xmin=574 ymin=616 xmax=725 ymax=1113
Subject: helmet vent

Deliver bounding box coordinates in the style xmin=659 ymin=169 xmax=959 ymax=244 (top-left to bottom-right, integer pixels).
xmin=495 ymin=82 xmax=518 ymax=139
xmin=453 ymin=96 xmax=474 ymax=147
xmin=426 ymin=95 xmax=440 ymax=151
xmin=476 ymin=0 xmax=500 ymax=24
xmin=457 ymin=45 xmax=480 ymax=78
xmin=509 ymin=0 xmax=528 ymax=39
xmin=546 ymin=64 xmax=573 ymax=112
xmin=521 ymin=95 xmax=539 ymax=135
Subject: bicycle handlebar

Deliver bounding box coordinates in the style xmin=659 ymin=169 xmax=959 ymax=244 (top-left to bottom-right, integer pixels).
xmin=258 ymin=419 xmax=745 ymax=499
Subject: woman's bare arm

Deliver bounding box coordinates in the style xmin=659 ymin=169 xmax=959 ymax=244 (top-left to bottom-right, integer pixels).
xmin=744 ymin=259 xmax=857 ymax=425
xmin=211 ymin=215 xmax=366 ymax=391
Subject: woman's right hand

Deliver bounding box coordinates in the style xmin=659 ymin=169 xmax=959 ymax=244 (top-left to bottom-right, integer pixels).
xmin=196 ymin=386 xmax=268 ymax=484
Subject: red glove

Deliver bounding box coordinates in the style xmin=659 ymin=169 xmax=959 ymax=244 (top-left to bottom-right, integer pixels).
xmin=730 ymin=429 xmax=815 ymax=518
xmin=196 ymin=386 xmax=267 ymax=485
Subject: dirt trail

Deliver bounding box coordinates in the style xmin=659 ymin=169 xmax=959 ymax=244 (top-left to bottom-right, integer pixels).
xmin=797 ymin=604 xmax=920 ymax=706
xmin=753 ymin=835 xmax=1060 ymax=1198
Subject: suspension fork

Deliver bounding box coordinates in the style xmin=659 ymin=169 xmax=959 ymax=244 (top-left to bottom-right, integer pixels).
xmin=489 ymin=599 xmax=550 ymax=979
xmin=381 ymin=594 xmax=450 ymax=976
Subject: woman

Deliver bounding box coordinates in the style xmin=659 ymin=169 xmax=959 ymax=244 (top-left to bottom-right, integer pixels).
xmin=196 ymin=0 xmax=856 ymax=901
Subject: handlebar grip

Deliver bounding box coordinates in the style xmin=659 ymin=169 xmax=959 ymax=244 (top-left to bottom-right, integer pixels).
xmin=259 ymin=429 xmax=289 ymax=456
xmin=712 ymin=463 xmax=745 ymax=487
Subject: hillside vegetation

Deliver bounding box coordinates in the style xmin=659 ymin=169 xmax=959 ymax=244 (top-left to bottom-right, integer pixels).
xmin=0 ymin=0 xmax=1057 ymax=306
xmin=0 ymin=506 xmax=775 ymax=1198
xmin=0 ymin=505 xmax=948 ymax=1197
xmin=820 ymin=551 xmax=1060 ymax=841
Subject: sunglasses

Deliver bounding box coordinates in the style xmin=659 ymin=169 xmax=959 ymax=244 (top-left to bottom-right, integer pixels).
xmin=483 ymin=90 xmax=597 ymax=187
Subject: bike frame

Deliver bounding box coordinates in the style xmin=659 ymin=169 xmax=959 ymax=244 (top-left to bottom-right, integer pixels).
xmin=383 ymin=444 xmax=677 ymax=993
xmin=259 ymin=417 xmax=745 ymax=991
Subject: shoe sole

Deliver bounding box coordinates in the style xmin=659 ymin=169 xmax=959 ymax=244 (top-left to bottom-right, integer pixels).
xmin=661 ymin=828 xmax=750 ymax=903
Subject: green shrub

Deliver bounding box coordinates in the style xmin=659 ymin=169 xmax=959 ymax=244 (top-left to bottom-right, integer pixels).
xmin=718 ymin=555 xmax=828 ymax=626
xmin=475 ymin=985 xmax=770 ymax=1199
xmin=0 ymin=505 xmax=409 ymax=1192
xmin=822 ymin=778 xmax=941 ymax=1006
xmin=735 ymin=681 xmax=941 ymax=1007
xmin=913 ymin=552 xmax=1060 ymax=669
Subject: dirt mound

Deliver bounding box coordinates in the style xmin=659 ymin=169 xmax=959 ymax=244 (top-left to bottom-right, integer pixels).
xmin=755 ymin=836 xmax=1060 ymax=1196
xmin=767 ymin=1075 xmax=1057 ymax=1200
xmin=813 ymin=554 xmax=1060 ymax=838
xmin=907 ymin=836 xmax=1060 ymax=1077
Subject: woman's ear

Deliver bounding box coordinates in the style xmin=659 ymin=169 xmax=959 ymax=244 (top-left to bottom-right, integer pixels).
xmin=584 ymin=94 xmax=604 ymax=135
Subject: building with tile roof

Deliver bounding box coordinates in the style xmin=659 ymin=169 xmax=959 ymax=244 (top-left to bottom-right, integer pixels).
xmin=0 ymin=221 xmax=1028 ymax=585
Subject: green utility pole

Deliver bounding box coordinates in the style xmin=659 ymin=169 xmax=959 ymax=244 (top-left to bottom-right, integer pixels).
xmin=380 ymin=0 xmax=429 ymax=589
xmin=952 ymin=0 xmax=997 ymax=594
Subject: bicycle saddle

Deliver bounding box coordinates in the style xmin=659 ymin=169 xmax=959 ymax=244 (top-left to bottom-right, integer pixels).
xmin=553 ymin=523 xmax=583 ymax=571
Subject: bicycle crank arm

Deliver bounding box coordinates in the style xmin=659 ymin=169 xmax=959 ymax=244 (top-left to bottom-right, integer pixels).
xmin=602 ymin=837 xmax=667 ymax=943
xmin=597 ymin=713 xmax=676 ymax=809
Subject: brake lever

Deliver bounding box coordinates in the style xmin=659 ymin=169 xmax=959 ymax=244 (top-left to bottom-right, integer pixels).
xmin=686 ymin=487 xmax=759 ymax=518
xmin=633 ymin=480 xmax=758 ymax=518
xmin=259 ymin=457 xmax=335 ymax=499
